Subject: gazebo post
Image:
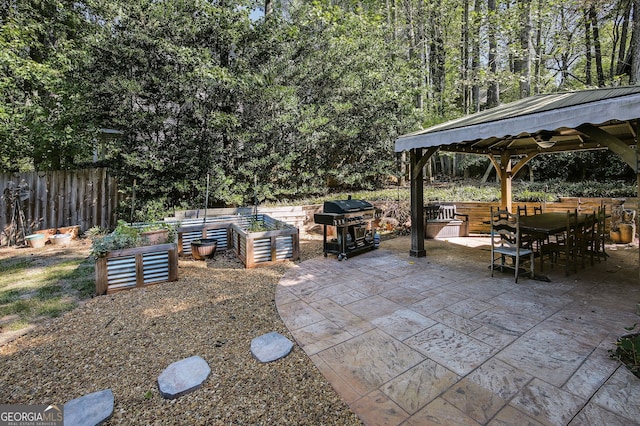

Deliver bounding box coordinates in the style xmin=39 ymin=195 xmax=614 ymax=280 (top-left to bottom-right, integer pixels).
xmin=410 ymin=148 xmax=426 ymax=257
xmin=499 ymin=152 xmax=513 ymax=212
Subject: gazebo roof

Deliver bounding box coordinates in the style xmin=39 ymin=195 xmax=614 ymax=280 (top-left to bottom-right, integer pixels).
xmin=395 ymin=86 xmax=640 ymax=157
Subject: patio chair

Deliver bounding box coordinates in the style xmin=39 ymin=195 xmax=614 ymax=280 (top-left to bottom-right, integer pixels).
xmin=518 ymin=205 xmax=546 ymax=252
xmin=542 ymin=209 xmax=581 ymax=275
xmin=517 ymin=205 xmax=529 ymax=216
xmin=593 ymin=204 xmax=608 ymax=262
xmin=490 ymin=208 xmax=534 ymax=283
xmin=576 ymin=211 xmax=598 ymax=267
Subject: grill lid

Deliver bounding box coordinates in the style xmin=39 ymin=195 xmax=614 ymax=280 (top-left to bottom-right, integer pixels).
xmin=323 ymin=199 xmax=374 ymax=214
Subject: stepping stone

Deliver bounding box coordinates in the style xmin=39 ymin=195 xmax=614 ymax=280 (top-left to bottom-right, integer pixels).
xmin=250 ymin=332 xmax=293 ymax=363
xmin=64 ymin=389 xmax=114 ymax=426
xmin=157 ymin=355 xmax=210 ymax=399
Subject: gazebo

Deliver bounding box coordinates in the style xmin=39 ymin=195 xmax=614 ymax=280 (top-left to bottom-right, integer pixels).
xmin=395 ymin=86 xmax=640 ymax=277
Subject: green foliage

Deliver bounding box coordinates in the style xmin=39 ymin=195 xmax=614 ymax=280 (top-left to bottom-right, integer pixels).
xmin=1 ymin=0 xmax=636 ymax=212
xmin=89 ymin=220 xmax=178 ymax=257
xmin=609 ymin=324 xmax=640 ymax=379
xmin=0 ymin=0 xmax=96 ymax=172
xmin=284 ymin=179 xmax=637 ymax=206
xmin=89 ymin=220 xmax=143 ymax=258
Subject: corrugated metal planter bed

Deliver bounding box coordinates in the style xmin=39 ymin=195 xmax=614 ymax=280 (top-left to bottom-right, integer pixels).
xmin=95 ymin=243 xmax=178 ymax=295
xmin=231 ymin=215 xmax=299 ymax=268
xmin=172 ymin=214 xmax=299 ymax=268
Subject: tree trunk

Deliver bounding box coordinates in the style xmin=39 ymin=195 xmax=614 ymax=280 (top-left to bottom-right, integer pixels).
xmin=631 ymin=0 xmax=640 ymax=84
xmin=471 ymin=0 xmax=481 ymax=111
xmin=429 ymin=4 xmax=446 ymax=115
xmin=584 ymin=9 xmax=593 ymax=86
xmin=533 ymin=0 xmax=544 ymax=93
xmin=590 ymin=5 xmax=605 ymax=86
xmin=403 ymin=0 xmax=423 ymax=108
xmin=516 ymin=0 xmax=532 ymax=98
xmin=487 ymin=0 xmax=499 ymax=107
xmin=615 ymin=0 xmax=632 ymax=78
xmin=461 ymin=0 xmax=470 ymax=113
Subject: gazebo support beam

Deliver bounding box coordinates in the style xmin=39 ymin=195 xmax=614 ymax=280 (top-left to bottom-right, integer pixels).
xmin=488 ymin=152 xmax=538 ymax=212
xmin=577 ymin=123 xmax=639 ymax=172
xmin=409 ymin=147 xmax=438 ymax=257
xmin=498 ymin=152 xmax=513 ymax=212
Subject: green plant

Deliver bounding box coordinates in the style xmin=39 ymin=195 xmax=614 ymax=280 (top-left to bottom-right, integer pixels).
xmin=89 ymin=220 xmax=143 ymax=258
xmin=246 ymin=217 xmax=269 ymax=233
xmin=609 ymin=324 xmax=640 ymax=379
xmin=140 ymin=222 xmax=178 ymax=243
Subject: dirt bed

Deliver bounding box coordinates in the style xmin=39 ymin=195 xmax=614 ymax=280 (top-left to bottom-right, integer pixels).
xmin=0 ymin=237 xmax=362 ymax=425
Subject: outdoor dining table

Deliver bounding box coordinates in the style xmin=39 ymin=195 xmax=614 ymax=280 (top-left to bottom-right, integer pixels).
xmin=519 ymin=211 xmax=603 ymax=276
xmin=518 ymin=212 xmax=588 ymax=235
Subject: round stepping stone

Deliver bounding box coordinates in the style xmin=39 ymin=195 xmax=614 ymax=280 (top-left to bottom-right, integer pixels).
xmin=250 ymin=332 xmax=293 ymax=363
xmin=63 ymin=388 xmax=114 ymax=426
xmin=157 ymin=355 xmax=210 ymax=399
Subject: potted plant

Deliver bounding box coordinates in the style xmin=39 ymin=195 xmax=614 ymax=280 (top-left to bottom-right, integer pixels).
xmin=88 ymin=220 xmax=143 ymax=258
xmin=140 ymin=222 xmax=177 ymax=245
xmin=609 ymin=324 xmax=640 ymax=379
xmin=191 ymin=238 xmax=218 ymax=260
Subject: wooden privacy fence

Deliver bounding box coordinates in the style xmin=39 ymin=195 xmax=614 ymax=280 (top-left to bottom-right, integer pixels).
xmin=442 ymin=197 xmax=639 ymax=234
xmin=1 ymin=168 xmax=119 ymax=242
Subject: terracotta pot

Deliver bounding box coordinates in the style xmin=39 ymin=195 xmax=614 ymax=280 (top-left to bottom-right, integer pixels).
xmin=611 ymin=224 xmax=635 ymax=244
xmin=191 ymin=238 xmax=218 ymax=260
xmin=141 ymin=229 xmax=169 ymax=245
xmin=610 ymin=229 xmax=621 ymax=243
xmin=25 ymin=234 xmax=46 ymax=248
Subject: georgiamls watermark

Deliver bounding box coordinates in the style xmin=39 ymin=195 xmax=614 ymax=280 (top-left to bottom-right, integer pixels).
xmin=0 ymin=404 xmax=63 ymax=426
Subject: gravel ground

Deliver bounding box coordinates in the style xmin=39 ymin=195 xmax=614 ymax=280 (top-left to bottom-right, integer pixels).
xmin=0 ymin=238 xmax=363 ymax=425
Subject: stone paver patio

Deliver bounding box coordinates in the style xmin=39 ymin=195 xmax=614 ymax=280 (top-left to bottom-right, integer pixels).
xmin=276 ymin=236 xmax=640 ymax=425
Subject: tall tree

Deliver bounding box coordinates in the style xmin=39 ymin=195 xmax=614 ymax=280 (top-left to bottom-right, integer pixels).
xmin=631 ymin=0 xmax=640 ymax=83
xmin=0 ymin=0 xmax=93 ymax=172
xmin=487 ymin=0 xmax=499 ymax=107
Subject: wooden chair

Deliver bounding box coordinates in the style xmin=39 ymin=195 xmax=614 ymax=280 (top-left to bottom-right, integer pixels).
xmin=490 ymin=207 xmax=534 ymax=283
xmin=563 ymin=209 xmax=582 ymax=275
xmin=576 ymin=212 xmax=597 ymax=267
xmin=540 ymin=209 xmax=580 ymax=275
xmin=593 ymin=205 xmax=608 ymax=262
xmin=518 ymin=204 xmax=546 ymax=253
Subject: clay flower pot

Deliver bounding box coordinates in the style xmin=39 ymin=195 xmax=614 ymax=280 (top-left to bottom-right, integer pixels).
xmin=141 ymin=229 xmax=169 ymax=245
xmin=191 ymin=238 xmax=218 ymax=260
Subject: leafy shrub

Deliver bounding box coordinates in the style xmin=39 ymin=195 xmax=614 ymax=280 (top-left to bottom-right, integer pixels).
xmin=609 ymin=324 xmax=640 ymax=379
xmin=89 ymin=220 xmax=143 ymax=258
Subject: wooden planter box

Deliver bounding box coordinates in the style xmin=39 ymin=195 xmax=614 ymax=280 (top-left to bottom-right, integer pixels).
xmin=95 ymin=243 xmax=178 ymax=295
xmin=230 ymin=216 xmax=299 ymax=268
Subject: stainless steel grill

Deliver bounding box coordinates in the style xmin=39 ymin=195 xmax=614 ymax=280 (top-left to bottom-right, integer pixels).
xmin=314 ymin=198 xmax=379 ymax=260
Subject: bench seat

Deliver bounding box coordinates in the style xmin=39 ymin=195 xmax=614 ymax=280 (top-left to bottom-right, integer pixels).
xmin=425 ymin=204 xmax=469 ymax=239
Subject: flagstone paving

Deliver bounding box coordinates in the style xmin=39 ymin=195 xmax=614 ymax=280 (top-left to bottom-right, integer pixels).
xmin=277 ymin=236 xmax=640 ymax=425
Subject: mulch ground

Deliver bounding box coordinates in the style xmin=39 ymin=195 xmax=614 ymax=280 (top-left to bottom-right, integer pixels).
xmin=0 ymin=237 xmax=363 ymax=425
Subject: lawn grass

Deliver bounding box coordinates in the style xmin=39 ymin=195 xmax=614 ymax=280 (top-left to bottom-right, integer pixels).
xmin=0 ymin=251 xmax=94 ymax=333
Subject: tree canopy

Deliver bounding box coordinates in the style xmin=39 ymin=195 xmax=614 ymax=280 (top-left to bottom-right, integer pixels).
xmin=1 ymin=0 xmax=638 ymax=218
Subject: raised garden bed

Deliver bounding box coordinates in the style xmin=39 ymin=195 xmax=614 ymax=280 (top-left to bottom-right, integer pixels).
xmin=170 ymin=214 xmax=299 ymax=268
xmin=95 ymin=243 xmax=178 ymax=295
xmin=230 ymin=215 xmax=299 ymax=268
